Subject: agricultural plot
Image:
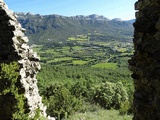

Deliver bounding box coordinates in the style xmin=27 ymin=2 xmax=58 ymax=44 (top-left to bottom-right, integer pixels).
xmin=72 ymin=60 xmax=88 ymax=65
xmin=68 ymin=36 xmax=89 ymax=41
xmin=32 ymin=34 xmax=133 ymax=68
xmin=92 ymin=63 xmax=117 ymax=69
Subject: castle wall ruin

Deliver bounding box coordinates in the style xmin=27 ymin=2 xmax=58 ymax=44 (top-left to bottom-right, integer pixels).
xmin=129 ymin=0 xmax=160 ymax=119
xmin=0 ymin=0 xmax=54 ymax=119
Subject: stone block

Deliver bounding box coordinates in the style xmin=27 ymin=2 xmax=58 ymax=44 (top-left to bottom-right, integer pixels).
xmin=0 ymin=8 xmax=6 ymax=15
xmin=156 ymin=19 xmax=160 ymax=30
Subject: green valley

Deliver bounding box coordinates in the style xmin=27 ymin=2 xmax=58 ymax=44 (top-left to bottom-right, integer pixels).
xmin=17 ymin=13 xmax=134 ymax=120
xmin=32 ymin=34 xmax=133 ymax=67
xmin=32 ymin=34 xmax=134 ymax=120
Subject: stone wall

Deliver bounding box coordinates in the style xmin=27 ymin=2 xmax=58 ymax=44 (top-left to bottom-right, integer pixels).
xmin=129 ymin=0 xmax=160 ymax=119
xmin=0 ymin=0 xmax=54 ymax=119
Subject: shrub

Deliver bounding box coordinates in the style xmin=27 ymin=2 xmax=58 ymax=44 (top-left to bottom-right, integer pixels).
xmin=93 ymin=82 xmax=128 ymax=109
xmin=0 ymin=61 xmax=29 ymax=119
xmin=43 ymin=83 xmax=82 ymax=120
xmin=70 ymin=81 xmax=88 ymax=98
xmin=119 ymin=101 xmax=130 ymax=115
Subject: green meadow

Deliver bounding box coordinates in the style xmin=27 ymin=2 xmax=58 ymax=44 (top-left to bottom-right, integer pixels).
xmin=92 ymin=63 xmax=117 ymax=69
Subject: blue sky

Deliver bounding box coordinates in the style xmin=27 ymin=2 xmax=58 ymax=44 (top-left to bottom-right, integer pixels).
xmin=4 ymin=0 xmax=137 ymax=20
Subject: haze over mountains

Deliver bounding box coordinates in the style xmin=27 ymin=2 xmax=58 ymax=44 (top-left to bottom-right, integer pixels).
xmin=16 ymin=12 xmax=134 ymax=45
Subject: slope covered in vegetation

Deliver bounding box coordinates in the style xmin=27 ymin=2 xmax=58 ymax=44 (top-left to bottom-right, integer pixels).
xmin=17 ymin=13 xmax=133 ymax=45
xmin=16 ymin=13 xmax=134 ymax=119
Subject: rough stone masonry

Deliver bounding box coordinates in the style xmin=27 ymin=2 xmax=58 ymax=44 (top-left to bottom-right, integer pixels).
xmin=129 ymin=0 xmax=160 ymax=120
xmin=0 ymin=0 xmax=54 ymax=119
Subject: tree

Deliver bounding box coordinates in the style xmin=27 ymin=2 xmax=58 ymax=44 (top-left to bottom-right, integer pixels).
xmin=43 ymin=83 xmax=82 ymax=120
xmin=0 ymin=61 xmax=29 ymax=119
xmin=93 ymin=82 xmax=128 ymax=109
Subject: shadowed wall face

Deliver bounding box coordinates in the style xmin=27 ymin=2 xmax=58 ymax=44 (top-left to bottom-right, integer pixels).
xmin=129 ymin=0 xmax=160 ymax=120
xmin=0 ymin=0 xmax=48 ymax=119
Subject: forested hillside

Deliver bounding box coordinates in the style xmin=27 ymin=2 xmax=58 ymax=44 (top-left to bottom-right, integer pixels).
xmin=16 ymin=13 xmax=134 ymax=45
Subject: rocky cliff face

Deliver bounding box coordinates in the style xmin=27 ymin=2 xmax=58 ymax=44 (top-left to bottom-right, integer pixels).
xmin=0 ymin=0 xmax=54 ymax=119
xmin=129 ymin=0 xmax=160 ymax=119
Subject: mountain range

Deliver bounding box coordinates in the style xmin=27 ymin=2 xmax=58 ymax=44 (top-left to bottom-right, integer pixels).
xmin=16 ymin=13 xmax=134 ymax=45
